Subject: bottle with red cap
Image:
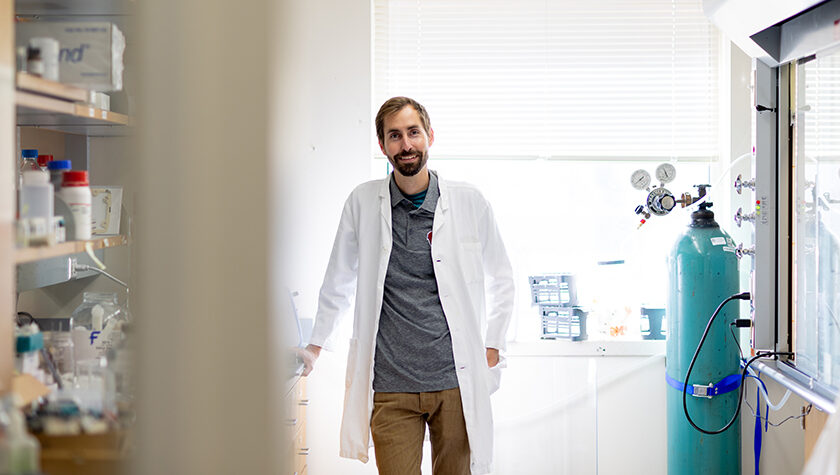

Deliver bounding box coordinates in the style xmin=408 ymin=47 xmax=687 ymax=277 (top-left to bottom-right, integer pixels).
xmin=36 ymin=154 xmax=53 ymax=171
xmin=58 ymin=170 xmax=92 ymax=240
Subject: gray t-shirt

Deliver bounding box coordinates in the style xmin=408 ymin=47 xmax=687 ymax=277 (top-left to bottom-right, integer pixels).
xmin=372 ymin=171 xmax=459 ymax=393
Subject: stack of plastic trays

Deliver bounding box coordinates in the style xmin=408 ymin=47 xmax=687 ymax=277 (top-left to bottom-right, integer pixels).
xmin=528 ymin=274 xmax=582 ymax=340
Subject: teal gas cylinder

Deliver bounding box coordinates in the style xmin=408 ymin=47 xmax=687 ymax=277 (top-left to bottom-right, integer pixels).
xmin=666 ymin=203 xmax=741 ymax=475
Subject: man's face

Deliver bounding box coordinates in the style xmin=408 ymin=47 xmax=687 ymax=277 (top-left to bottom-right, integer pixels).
xmin=379 ymin=106 xmax=434 ymax=178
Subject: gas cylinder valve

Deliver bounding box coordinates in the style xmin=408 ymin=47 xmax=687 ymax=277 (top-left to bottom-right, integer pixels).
xmin=734 ymin=174 xmax=755 ymax=195
xmin=630 ymin=164 xmax=713 ymax=226
xmin=734 ymin=207 xmax=756 ymax=228
xmin=735 ymin=243 xmax=755 ymax=260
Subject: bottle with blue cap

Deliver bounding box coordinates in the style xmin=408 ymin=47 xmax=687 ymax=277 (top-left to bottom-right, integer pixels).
xmin=47 ymin=160 xmax=72 ymax=189
xmin=18 ymin=149 xmax=39 ymax=188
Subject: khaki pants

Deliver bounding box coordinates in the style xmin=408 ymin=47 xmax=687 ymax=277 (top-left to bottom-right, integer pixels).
xmin=371 ymin=388 xmax=470 ymax=475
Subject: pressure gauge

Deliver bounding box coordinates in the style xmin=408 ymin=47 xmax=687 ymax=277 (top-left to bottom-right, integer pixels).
xmin=630 ymin=169 xmax=651 ymax=190
xmin=655 ymin=163 xmax=676 ymax=184
xmin=647 ymin=187 xmax=676 ymax=216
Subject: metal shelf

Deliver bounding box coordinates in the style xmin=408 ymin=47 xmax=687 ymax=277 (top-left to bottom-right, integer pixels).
xmin=16 ymin=236 xmax=128 ymax=292
xmin=15 ymin=235 xmax=127 ymax=264
xmin=15 ymin=0 xmax=133 ymax=16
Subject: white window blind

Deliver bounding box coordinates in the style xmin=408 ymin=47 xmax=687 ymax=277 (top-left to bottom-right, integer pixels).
xmin=374 ymin=0 xmax=720 ymax=160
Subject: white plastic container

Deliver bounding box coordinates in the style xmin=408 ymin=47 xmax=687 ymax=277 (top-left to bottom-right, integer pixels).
xmin=19 ymin=169 xmax=54 ymax=222
xmin=58 ymin=170 xmax=92 ymax=240
xmin=28 ymin=37 xmax=59 ymax=82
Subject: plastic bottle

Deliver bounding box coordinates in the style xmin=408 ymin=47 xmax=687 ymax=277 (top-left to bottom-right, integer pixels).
xmin=71 ymin=292 xmax=127 ymax=363
xmin=18 ymin=149 xmax=38 ymax=189
xmin=36 ymin=154 xmax=52 ymax=171
xmin=26 ymin=46 xmax=43 ymax=77
xmin=28 ymin=37 xmax=59 ymax=82
xmin=58 ymin=170 xmax=92 ymax=240
xmin=0 ymin=404 xmax=40 ymax=475
xmin=18 ymin=170 xmax=54 ymax=223
xmin=46 ymin=160 xmax=71 ymax=189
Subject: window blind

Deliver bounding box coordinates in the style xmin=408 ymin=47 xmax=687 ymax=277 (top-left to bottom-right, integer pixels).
xmin=374 ymin=0 xmax=720 ymax=160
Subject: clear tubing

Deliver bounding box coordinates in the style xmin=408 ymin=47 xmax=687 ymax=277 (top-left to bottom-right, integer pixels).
xmin=747 ymin=366 xmax=793 ymax=412
xmin=688 ymin=151 xmax=753 ymax=210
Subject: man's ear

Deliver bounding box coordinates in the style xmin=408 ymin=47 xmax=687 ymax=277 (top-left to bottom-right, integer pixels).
xmin=378 ymin=140 xmax=387 ymax=156
xmin=428 ymin=127 xmax=435 ymax=147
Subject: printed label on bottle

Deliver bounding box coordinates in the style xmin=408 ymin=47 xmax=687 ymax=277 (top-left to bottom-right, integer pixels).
xmin=72 ymin=320 xmax=122 ymax=361
xmin=68 ymin=202 xmax=91 ymax=216
xmin=710 ymin=237 xmax=726 ymax=246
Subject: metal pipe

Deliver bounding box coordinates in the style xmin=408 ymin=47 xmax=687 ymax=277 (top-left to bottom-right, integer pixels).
xmin=753 ymin=360 xmax=836 ymax=414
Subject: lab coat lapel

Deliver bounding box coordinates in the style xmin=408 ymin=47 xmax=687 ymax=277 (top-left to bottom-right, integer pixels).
xmin=379 ymin=177 xmax=393 ymax=249
xmin=433 ymin=177 xmax=449 ymax=234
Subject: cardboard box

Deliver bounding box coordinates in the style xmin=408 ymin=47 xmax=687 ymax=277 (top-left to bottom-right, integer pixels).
xmin=16 ymin=21 xmax=125 ymax=91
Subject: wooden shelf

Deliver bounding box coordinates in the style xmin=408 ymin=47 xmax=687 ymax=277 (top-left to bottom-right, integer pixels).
xmin=16 ymin=72 xmax=88 ymax=102
xmin=15 ymin=235 xmax=128 ymax=264
xmin=15 ymin=73 xmax=131 ymax=135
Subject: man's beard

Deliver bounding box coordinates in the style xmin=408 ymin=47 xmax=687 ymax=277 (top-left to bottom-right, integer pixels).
xmin=389 ymin=150 xmax=428 ymax=177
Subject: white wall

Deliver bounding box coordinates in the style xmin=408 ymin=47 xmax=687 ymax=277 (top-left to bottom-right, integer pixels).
xmin=270 ymin=0 xmax=373 ymax=473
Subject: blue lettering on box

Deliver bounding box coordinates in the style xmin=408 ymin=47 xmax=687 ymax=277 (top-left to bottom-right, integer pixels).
xmin=59 ymin=44 xmax=90 ymax=63
xmin=89 ymin=331 xmax=101 ymax=345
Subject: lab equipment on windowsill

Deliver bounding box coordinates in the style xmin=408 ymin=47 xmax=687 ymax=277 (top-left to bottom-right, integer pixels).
xmin=528 ymin=274 xmax=588 ymax=341
xmin=640 ymin=306 xmax=666 ymax=340
xmin=587 ymin=259 xmax=642 ymax=340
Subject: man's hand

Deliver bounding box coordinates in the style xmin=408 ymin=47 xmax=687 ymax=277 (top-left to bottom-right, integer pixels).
xmin=297 ymin=344 xmax=322 ymax=376
xmin=486 ymin=347 xmax=500 ymax=368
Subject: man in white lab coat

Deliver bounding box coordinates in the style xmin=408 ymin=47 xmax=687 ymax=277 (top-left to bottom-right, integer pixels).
xmin=301 ymin=96 xmax=514 ymax=475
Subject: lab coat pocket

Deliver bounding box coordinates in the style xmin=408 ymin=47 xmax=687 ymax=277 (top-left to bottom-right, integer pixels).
xmin=486 ymin=354 xmax=507 ymax=395
xmin=345 ymin=338 xmax=358 ymax=389
xmin=460 ymin=241 xmax=483 ymax=284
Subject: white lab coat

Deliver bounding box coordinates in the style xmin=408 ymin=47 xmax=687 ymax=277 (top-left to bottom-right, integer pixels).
xmin=309 ymin=173 xmax=514 ymax=475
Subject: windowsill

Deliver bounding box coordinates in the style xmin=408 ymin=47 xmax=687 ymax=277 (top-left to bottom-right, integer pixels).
xmin=506 ymin=339 xmax=666 ymax=357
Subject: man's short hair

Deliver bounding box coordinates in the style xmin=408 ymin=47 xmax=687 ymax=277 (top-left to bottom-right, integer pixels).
xmin=375 ymin=97 xmax=432 ymax=144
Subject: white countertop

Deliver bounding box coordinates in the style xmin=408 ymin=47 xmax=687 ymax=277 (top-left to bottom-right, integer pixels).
xmin=506 ymin=339 xmax=666 ymax=357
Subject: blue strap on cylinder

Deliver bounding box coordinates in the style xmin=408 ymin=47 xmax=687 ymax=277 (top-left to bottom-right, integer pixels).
xmin=665 ymin=373 xmax=742 ymax=397
xmin=754 ymin=382 xmax=761 ymax=475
